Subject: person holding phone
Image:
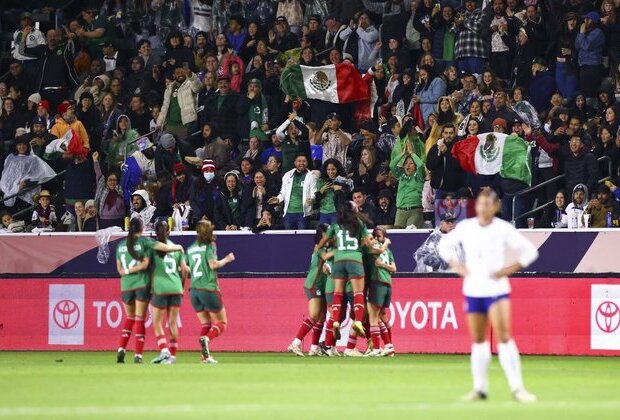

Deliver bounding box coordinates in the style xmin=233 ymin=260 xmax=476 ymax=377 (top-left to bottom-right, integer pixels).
xmin=156 ymin=64 xmax=202 ymax=139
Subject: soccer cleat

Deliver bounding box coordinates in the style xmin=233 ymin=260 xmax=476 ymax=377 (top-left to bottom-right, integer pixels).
xmin=116 ymin=348 xmax=125 ymax=364
xmin=343 ymin=348 xmax=364 ymax=357
xmin=513 ymin=389 xmax=537 ymax=403
xmin=199 ymin=336 xmax=211 ymax=359
xmin=151 ymin=349 xmax=171 ymax=364
xmin=201 ymin=355 xmax=218 ymax=364
xmin=324 ymin=346 xmax=340 ymax=357
xmin=287 ymin=342 xmax=305 ymax=357
xmin=352 ymin=321 xmax=366 ymax=338
xmin=459 ymin=390 xmax=488 ymax=402
xmin=381 ymin=344 xmax=395 ymax=357
xmin=363 ymin=349 xmax=383 ymax=357
xmin=133 ymin=355 xmax=143 ymax=364
xmin=307 ymin=347 xmax=322 ymax=357
xmin=162 ymin=356 xmax=176 ymax=365
xmin=332 ymin=321 xmax=341 ymax=340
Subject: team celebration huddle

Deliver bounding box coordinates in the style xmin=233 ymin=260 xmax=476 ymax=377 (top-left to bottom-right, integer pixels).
xmin=114 ymin=188 xmax=539 ymax=403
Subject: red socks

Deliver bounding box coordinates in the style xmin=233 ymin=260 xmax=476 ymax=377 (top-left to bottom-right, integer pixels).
xmin=325 ymin=318 xmax=335 ymax=347
xmin=379 ymin=321 xmax=392 ymax=345
xmin=331 ymin=292 xmax=344 ymax=323
xmin=295 ymin=317 xmax=315 ymax=341
xmin=353 ymin=292 xmax=365 ymax=321
xmin=156 ymin=334 xmax=168 ymax=350
xmin=119 ymin=316 xmax=135 ymax=349
xmin=169 ymin=339 xmax=178 ymax=356
xmin=200 ymin=322 xmax=212 ymax=337
xmin=346 ymin=334 xmax=357 ymax=350
xmin=311 ymin=321 xmax=324 ymax=346
xmin=134 ymin=316 xmax=145 ymax=356
xmin=207 ymin=322 xmax=226 ymax=340
xmin=370 ymin=325 xmax=381 ymax=349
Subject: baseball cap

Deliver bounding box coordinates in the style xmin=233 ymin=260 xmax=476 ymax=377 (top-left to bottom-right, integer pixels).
xmin=20 ymin=12 xmax=32 ymax=20
xmin=492 ymin=118 xmax=507 ymax=131
xmin=275 ymin=15 xmax=288 ymax=24
xmin=327 ymin=112 xmax=340 ymax=121
xmin=582 ymin=11 xmax=600 ymax=23
xmin=441 ymin=213 xmax=456 ymax=222
xmin=531 ymin=57 xmax=547 ymax=67
xmin=324 ymin=13 xmax=340 ymax=22
xmin=136 ymin=137 xmax=154 ymax=151
xmin=309 ymin=14 xmax=322 ymax=23
xmin=248 ymin=78 xmax=262 ymax=87
xmin=598 ymin=184 xmax=611 ymax=194
xmin=32 ymin=116 xmax=46 ymax=126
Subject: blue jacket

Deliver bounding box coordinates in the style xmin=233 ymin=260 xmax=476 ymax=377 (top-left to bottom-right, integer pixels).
xmin=418 ymin=77 xmax=447 ymax=122
xmin=528 ymin=70 xmax=557 ymax=112
xmin=575 ymin=28 xmax=605 ymax=66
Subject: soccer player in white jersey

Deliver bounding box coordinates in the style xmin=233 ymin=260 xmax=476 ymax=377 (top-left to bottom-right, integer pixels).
xmin=438 ymin=189 xmax=539 ymax=403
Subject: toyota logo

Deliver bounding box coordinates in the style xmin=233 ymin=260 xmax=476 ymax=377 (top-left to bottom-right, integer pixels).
xmin=595 ymin=301 xmax=620 ymax=334
xmin=53 ymin=300 xmax=81 ymax=330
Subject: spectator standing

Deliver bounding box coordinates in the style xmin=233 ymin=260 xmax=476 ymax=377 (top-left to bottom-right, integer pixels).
xmin=390 ymin=148 xmax=426 ymax=228
xmin=12 ymin=12 xmax=46 ymax=66
xmin=426 ymin=124 xmax=464 ymax=199
xmin=551 ymin=12 xmax=579 ymax=101
xmin=340 ymin=11 xmax=380 ymax=72
xmin=575 ymin=12 xmax=606 ymax=99
xmin=201 ymin=75 xmax=247 ymax=139
xmin=92 ymin=151 xmax=125 ymax=229
xmin=275 ymin=111 xmax=311 ymax=172
xmin=454 ymin=0 xmax=488 ymax=76
xmin=157 ymin=65 xmax=202 ymax=140
xmin=486 ymin=0 xmax=518 ymax=82
xmin=269 ymin=154 xmax=317 ymax=229
xmin=121 ymin=137 xmax=157 ymax=203
xmin=315 ymin=112 xmax=351 ymax=168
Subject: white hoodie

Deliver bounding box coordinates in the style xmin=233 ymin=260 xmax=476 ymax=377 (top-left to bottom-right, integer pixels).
xmin=565 ymin=183 xmax=590 ymax=229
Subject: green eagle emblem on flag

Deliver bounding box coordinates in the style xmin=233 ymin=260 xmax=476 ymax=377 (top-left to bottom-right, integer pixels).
xmin=479 ymin=133 xmax=500 ymax=162
xmin=309 ymin=70 xmax=331 ymax=91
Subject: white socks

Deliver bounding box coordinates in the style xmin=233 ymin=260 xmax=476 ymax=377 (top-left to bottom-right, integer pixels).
xmin=498 ymin=339 xmax=524 ymax=392
xmin=292 ymin=338 xmax=302 ymax=347
xmin=471 ymin=342 xmax=491 ymax=393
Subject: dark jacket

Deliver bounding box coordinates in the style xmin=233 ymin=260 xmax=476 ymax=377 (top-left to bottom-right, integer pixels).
xmin=64 ymin=158 xmax=96 ymax=200
xmin=564 ymin=146 xmax=598 ymax=194
xmin=426 ymin=140 xmax=465 ymax=192
xmin=23 ymin=41 xmax=79 ymax=91
xmin=240 ymin=183 xmax=272 ymax=227
xmin=528 ymin=70 xmax=557 ymax=112
xmin=201 ymin=92 xmax=249 ymax=139
xmin=154 ymin=140 xmax=196 ymax=177
xmin=214 ymin=189 xmax=243 ymax=229
xmin=189 ymin=179 xmax=218 ymax=223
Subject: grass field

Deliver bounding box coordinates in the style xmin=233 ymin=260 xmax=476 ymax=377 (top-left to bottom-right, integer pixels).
xmin=0 ymin=352 xmax=618 ymax=419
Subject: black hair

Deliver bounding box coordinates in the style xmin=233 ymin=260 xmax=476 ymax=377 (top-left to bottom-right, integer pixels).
xmin=337 ymin=201 xmax=362 ymax=238
xmin=13 ymin=136 xmax=32 ymax=155
xmin=154 ymin=220 xmax=169 ymax=257
xmin=137 ymin=39 xmax=151 ymax=49
xmin=314 ymin=223 xmax=330 ymax=245
xmin=127 ymin=217 xmax=144 ymax=261
xmin=351 ymin=187 xmax=366 ymax=196
xmin=320 ymin=158 xmax=346 ymax=180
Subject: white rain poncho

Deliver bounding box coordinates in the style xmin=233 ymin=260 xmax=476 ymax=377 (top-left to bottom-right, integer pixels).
xmin=0 ymin=153 xmax=56 ymax=207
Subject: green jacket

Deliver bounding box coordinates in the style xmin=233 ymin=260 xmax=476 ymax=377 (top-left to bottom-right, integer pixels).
xmin=391 ymin=132 xmax=426 ymax=165
xmin=389 ymin=151 xmax=425 ymax=208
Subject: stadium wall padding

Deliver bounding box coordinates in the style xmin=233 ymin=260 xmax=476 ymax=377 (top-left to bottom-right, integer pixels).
xmin=1 ymin=277 xmax=619 ymax=355
xmin=0 ymin=229 xmax=617 ymax=275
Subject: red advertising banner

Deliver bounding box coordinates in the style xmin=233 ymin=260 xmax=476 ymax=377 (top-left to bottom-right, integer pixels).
xmin=0 ymin=277 xmax=619 ymax=355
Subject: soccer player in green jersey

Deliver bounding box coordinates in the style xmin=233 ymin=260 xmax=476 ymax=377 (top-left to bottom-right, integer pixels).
xmin=317 ymin=201 xmax=390 ymax=340
xmin=288 ymin=224 xmax=333 ymax=357
xmin=365 ymin=227 xmax=397 ymax=357
xmin=151 ymin=221 xmax=189 ymax=365
xmin=115 ymin=218 xmax=183 ymax=364
xmin=186 ymin=220 xmax=235 ymax=364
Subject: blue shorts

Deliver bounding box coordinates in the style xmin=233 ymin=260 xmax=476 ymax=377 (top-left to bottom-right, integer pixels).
xmin=465 ymin=294 xmax=509 ymax=314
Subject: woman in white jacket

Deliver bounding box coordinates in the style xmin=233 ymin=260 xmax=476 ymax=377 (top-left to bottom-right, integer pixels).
xmin=268 ymin=153 xmax=317 ymax=230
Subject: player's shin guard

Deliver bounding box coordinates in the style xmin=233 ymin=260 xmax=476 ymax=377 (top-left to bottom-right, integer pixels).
xmin=471 ymin=342 xmax=491 ymax=393
xmin=156 ymin=334 xmax=168 ymax=350
xmin=207 ymin=322 xmax=227 ymax=340
xmin=498 ymin=340 xmax=524 ymax=392
xmin=370 ymin=325 xmax=381 ymax=349
xmin=295 ymin=317 xmax=315 ymax=341
xmin=134 ymin=316 xmax=146 ymax=356
xmin=331 ymin=293 xmax=344 ymax=323
xmin=200 ymin=322 xmax=211 ymax=337
xmin=169 ymin=339 xmax=178 ymax=356
xmin=119 ymin=316 xmax=135 ymax=349
xmin=379 ymin=321 xmax=392 ymax=345
xmin=353 ymin=292 xmax=365 ymax=321
xmin=324 ymin=318 xmax=335 ymax=347
xmin=311 ymin=321 xmax=324 ymax=346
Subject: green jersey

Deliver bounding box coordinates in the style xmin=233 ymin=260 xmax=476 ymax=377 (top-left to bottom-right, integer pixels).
xmin=317 ymin=179 xmax=336 ymax=214
xmin=373 ymin=246 xmax=394 ymax=285
xmin=304 ymin=248 xmax=328 ymax=291
xmin=287 ymin=171 xmax=307 ymax=213
xmin=326 ymin=222 xmax=369 ymax=262
xmin=151 ymin=240 xmax=184 ymax=295
xmin=168 ymin=86 xmax=183 ymax=125
xmin=116 ymin=237 xmax=155 ymax=291
xmin=186 ymin=241 xmax=219 ymax=290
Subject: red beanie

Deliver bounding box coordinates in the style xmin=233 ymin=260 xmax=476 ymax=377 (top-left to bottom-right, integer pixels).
xmin=173 ymin=162 xmax=186 ymax=175
xmin=37 ymin=100 xmax=50 ymax=112
xmin=57 ymin=102 xmax=72 ymax=117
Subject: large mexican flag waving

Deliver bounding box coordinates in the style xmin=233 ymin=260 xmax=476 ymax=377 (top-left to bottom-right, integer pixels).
xmin=280 ymin=64 xmax=369 ymax=104
xmin=451 ymin=133 xmax=533 ymax=186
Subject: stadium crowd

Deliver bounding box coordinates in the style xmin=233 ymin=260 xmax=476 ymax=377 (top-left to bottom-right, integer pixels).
xmin=1 ymin=0 xmax=620 ymax=233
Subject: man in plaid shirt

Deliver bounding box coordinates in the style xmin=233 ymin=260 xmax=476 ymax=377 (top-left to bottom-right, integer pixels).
xmin=454 ymin=0 xmax=488 ymax=76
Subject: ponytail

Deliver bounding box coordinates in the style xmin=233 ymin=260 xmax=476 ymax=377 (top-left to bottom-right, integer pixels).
xmin=196 ymin=220 xmax=215 ymax=245
xmin=154 ymin=220 xmax=169 ymax=257
xmin=127 ymin=217 xmax=144 ymax=261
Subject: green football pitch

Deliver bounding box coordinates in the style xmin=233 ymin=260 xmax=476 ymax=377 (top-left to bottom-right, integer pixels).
xmin=0 ymin=352 xmax=618 ymax=419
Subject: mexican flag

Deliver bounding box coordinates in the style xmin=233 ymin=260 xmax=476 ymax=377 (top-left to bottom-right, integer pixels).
xmin=280 ymin=64 xmax=369 ymax=104
xmin=451 ymin=133 xmax=532 ymax=186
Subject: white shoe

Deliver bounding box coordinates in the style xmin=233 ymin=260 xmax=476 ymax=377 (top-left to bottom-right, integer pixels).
xmin=363 ymin=349 xmax=383 ymax=357
xmin=513 ymin=389 xmax=537 ymax=403
xmin=324 ymin=346 xmax=340 ymax=357
xmin=287 ymin=342 xmax=305 ymax=357
xmin=151 ymin=349 xmax=171 ymax=364
xmin=201 ymin=355 xmax=218 ymax=364
xmin=307 ymin=347 xmax=322 ymax=357
xmin=162 ymin=355 xmax=176 ymax=365
xmin=381 ymin=344 xmax=395 ymax=357
xmin=459 ymin=390 xmax=488 ymax=402
xmin=343 ymin=348 xmax=364 ymax=357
